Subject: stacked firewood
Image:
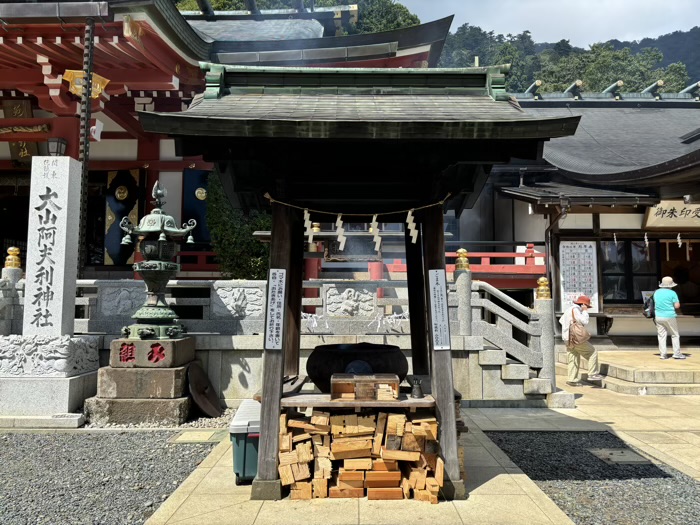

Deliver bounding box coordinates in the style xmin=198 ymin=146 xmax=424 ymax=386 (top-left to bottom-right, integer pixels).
xmin=278 ymin=410 xmax=445 ymax=502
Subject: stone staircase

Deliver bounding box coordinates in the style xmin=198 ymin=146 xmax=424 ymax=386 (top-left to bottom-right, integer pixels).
xmin=556 ymin=350 xmax=700 ymax=395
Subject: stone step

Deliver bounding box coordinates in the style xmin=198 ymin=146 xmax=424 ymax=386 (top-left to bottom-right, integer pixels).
xmin=501 ymin=362 xmax=530 ymax=380
xmin=479 ymin=349 xmax=506 ymax=366
xmin=601 ymin=376 xmax=700 ymax=396
xmin=523 ymin=378 xmax=553 ymax=395
xmin=601 ymin=363 xmax=699 ymax=385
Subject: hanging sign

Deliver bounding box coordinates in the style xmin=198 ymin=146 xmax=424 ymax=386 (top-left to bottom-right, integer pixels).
xmin=644 ymin=200 xmax=700 ymax=230
xmin=264 ymin=268 xmax=286 ymax=350
xmin=428 ymin=269 xmax=451 ymax=350
xmin=559 ymin=240 xmax=599 ymax=313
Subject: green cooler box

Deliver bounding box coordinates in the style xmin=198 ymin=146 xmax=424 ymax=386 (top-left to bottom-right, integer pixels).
xmin=229 ymin=399 xmax=261 ymax=484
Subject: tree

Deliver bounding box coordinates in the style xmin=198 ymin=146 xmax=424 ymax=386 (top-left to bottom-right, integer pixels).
xmin=206 ymin=170 xmax=272 ymax=280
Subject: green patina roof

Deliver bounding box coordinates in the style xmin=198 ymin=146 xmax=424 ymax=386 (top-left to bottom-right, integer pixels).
xmin=140 ymin=64 xmax=579 ymax=141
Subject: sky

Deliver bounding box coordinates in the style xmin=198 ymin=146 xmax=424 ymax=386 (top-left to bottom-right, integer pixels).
xmin=398 ymin=0 xmax=698 ymax=47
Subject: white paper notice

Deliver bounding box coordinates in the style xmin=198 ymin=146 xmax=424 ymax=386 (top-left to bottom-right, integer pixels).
xmin=558 ymin=240 xmax=599 ymax=313
xmin=428 ymin=269 xmax=451 ymax=351
xmin=264 ymin=268 xmax=287 ymax=350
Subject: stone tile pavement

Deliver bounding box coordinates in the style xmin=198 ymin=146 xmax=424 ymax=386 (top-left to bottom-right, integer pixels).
xmin=147 ymin=370 xmax=700 ymax=525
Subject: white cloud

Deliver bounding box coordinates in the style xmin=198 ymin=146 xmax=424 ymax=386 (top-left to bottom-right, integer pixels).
xmin=399 ymin=0 xmax=698 ymax=46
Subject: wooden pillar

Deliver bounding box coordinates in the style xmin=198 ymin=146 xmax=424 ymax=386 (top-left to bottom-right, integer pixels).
xmin=405 ymin=224 xmax=429 ymax=375
xmin=252 ymin=203 xmax=301 ymax=500
xmin=421 ymin=205 xmax=466 ymax=499
xmin=284 ymin=209 xmax=304 ymax=376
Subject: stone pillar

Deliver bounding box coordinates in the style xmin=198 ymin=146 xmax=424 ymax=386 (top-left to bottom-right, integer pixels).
xmin=534 ymin=277 xmax=556 ymax=391
xmin=455 ymin=249 xmax=472 ymax=336
xmin=0 ymin=157 xmax=99 ymax=428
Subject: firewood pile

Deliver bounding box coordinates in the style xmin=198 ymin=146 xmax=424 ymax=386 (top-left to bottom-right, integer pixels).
xmin=278 ymin=410 xmax=449 ymax=502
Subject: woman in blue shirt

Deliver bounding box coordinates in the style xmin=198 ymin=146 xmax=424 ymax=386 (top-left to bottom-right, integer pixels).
xmin=653 ymin=276 xmax=685 ymax=360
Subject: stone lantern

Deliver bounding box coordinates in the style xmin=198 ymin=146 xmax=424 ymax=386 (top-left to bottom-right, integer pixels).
xmin=118 ymin=181 xmax=196 ymax=340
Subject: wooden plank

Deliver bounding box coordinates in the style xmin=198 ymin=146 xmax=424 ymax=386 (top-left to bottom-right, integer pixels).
xmin=314 ymin=457 xmax=332 ymax=479
xmin=310 ymin=411 xmax=330 ymax=426
xmin=357 ymin=415 xmax=376 ymax=434
xmin=372 ymin=459 xmax=399 ymax=472
xmin=405 ymin=222 xmax=429 ymax=375
xmin=290 ymin=481 xmax=312 ymax=500
xmin=409 ymin=468 xmax=426 ymax=490
xmin=425 ymin=477 xmax=440 ymax=494
xmin=380 ymin=447 xmax=420 ymax=462
xmin=344 ymin=458 xmax=373 ymax=470
xmin=337 ymin=470 xmax=365 ymax=482
xmin=331 ymin=448 xmax=372 ymax=460
xmin=372 ymin=413 xmax=388 ymax=456
xmin=385 ymin=435 xmax=402 ymax=451
xmin=401 ymin=432 xmax=421 ymax=452
xmin=422 ymin=205 xmax=460 ymax=487
xmin=329 ymin=487 xmax=364 ymax=499
xmin=386 ymin=414 xmax=407 ymax=436
xmin=330 ymin=415 xmax=345 ymax=435
xmin=291 ymin=462 xmax=311 ymax=481
xmin=278 ymin=464 xmax=295 ymax=486
xmin=367 ymin=487 xmax=404 ymax=500
xmin=279 ymin=451 xmax=298 ymax=466
xmin=312 ymin=478 xmax=328 ymax=498
xmin=365 ymin=479 xmax=401 ymax=488
xmin=283 ymin=204 xmax=304 ymax=377
xmin=365 ymin=471 xmax=402 ymax=482
xmin=279 ymin=433 xmax=293 ymax=452
xmin=295 ymin=441 xmax=313 ymax=463
xmin=435 ymin=457 xmax=444 ymax=487
xmin=338 ymin=479 xmax=365 ymax=490
xmin=344 ymin=414 xmax=358 ymax=435
xmin=255 ymin=204 xmax=298 ymax=484
xmin=292 ymin=433 xmax=312 ymax=443
xmin=401 ymin=478 xmax=412 ymax=499
xmin=281 ymin=393 xmax=435 ymax=408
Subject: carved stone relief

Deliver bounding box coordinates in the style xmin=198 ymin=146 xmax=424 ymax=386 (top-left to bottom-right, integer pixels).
xmin=99 ymin=286 xmax=147 ymax=317
xmin=212 ymin=287 xmax=264 ymax=318
xmin=325 ymin=286 xmax=375 ymax=318
xmin=0 ymin=335 xmax=99 ymax=377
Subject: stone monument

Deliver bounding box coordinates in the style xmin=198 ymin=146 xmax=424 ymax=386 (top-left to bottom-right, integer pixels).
xmin=85 ymin=182 xmax=198 ymax=425
xmin=0 ymin=157 xmax=99 ymax=428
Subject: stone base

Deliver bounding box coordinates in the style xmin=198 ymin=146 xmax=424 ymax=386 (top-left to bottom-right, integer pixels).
xmin=546 ymin=391 xmax=576 ymax=409
xmin=0 ymin=371 xmax=97 ymax=416
xmin=0 ymin=413 xmax=85 ymax=429
xmin=109 ymin=337 xmax=195 ymax=368
xmin=97 ymin=366 xmax=188 ymax=399
xmin=84 ymin=396 xmax=190 ymax=426
xmin=441 ymin=479 xmax=468 ymax=500
xmin=251 ymin=478 xmax=283 ymax=500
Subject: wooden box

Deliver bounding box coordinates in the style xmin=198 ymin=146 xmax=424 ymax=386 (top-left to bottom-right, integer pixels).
xmin=330 ymin=374 xmax=400 ymax=401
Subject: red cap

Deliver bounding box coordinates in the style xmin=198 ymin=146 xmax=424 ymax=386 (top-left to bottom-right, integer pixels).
xmin=574 ymin=295 xmax=591 ymax=307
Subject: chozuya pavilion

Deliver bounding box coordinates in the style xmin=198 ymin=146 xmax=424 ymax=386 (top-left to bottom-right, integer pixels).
xmin=140 ymin=63 xmax=579 ymax=499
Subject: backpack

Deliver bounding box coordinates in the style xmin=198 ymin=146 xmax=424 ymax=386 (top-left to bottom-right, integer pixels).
xmin=643 ymin=295 xmax=655 ymax=319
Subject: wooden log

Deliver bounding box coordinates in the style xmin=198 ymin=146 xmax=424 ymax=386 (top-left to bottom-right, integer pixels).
xmin=337 ymin=470 xmax=365 ymax=482
xmin=279 ymin=433 xmax=293 ymax=452
xmin=344 ymin=458 xmax=373 ymax=470
xmin=291 ymin=462 xmax=311 ymax=481
xmin=310 ymin=411 xmax=330 ymax=426
xmin=278 ymin=464 xmax=295 ymax=486
xmin=401 ymin=432 xmax=421 ymax=452
xmin=279 ymin=451 xmax=298 ymax=467
xmin=312 ymin=478 xmax=328 ymax=498
xmin=367 ymin=487 xmax=404 ymax=500
xmin=372 ymin=412 xmax=388 ymax=456
xmin=338 ymin=479 xmax=365 ymax=490
xmin=380 ymin=447 xmax=420 ymax=462
xmin=435 ymin=457 xmax=444 ymax=487
xmin=372 ymin=459 xmax=398 ymax=472
xmin=295 ymin=441 xmax=313 ymax=463
xmin=314 ymin=457 xmax=332 ymax=479
xmin=290 ymin=481 xmax=312 ymax=500
xmin=329 ymin=487 xmax=364 ymax=499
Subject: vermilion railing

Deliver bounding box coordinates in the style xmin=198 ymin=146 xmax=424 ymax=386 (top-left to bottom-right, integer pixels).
xmin=176 ymin=251 xmax=219 ymax=272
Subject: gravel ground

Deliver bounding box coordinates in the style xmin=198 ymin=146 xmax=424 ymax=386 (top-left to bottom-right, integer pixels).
xmin=0 ymin=431 xmax=215 ymax=525
xmin=486 ymin=431 xmax=700 ymax=525
xmin=85 ymin=407 xmax=236 ymax=430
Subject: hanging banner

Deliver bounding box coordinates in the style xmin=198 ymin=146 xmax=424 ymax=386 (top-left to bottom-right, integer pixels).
xmin=644 ymin=200 xmax=700 ymax=230
xmin=559 ymin=240 xmax=599 ymax=313
xmin=428 ymin=269 xmax=451 ymax=350
xmin=264 ymin=268 xmax=287 ymax=350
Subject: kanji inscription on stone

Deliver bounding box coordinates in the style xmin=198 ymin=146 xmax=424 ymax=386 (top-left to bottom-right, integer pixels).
xmin=119 ymin=343 xmax=136 ymax=363
xmin=148 ymin=343 xmax=166 ymax=363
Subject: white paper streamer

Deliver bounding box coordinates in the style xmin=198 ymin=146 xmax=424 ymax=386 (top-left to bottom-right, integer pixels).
xmin=335 ymin=214 xmax=346 ymax=251
xmin=678 ymin=233 xmax=683 ymax=248
xmin=406 ymin=209 xmax=418 ymax=244
xmin=371 ymin=214 xmax=381 ymax=252
xmin=303 ymin=209 xmax=313 ymax=243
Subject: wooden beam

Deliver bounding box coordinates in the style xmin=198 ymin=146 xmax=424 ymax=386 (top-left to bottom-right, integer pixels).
xmin=405 ymin=221 xmax=429 ymax=375
xmin=102 ymin=102 xmax=146 ymax=140
xmin=421 ymin=204 xmax=464 ymax=499
xmin=252 ymin=202 xmax=297 ymax=500
xmin=284 ymin=208 xmax=304 ymax=376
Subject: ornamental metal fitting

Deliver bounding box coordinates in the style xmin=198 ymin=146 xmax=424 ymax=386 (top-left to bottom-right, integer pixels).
xmin=455 ymin=248 xmax=470 ymax=271
xmin=4 ymin=247 xmax=20 ymax=269
xmin=536 ymin=277 xmax=551 ymax=299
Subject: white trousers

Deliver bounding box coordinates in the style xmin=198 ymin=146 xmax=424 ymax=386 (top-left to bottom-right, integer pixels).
xmin=656 ymin=317 xmax=681 ymax=357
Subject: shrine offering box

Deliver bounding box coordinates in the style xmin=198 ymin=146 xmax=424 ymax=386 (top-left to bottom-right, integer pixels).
xmin=330 ymin=374 xmax=400 ymax=401
xmin=229 ymin=399 xmax=261 ymax=484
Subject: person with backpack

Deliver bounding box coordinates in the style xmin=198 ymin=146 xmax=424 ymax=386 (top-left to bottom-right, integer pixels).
xmin=560 ymin=295 xmax=604 ymax=386
xmin=653 ymin=276 xmax=685 ymax=360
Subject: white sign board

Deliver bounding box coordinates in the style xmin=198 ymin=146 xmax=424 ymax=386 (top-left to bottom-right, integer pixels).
xmin=559 ymin=240 xmax=599 ymax=313
xmin=264 ymin=268 xmax=287 ymax=350
xmin=641 ymin=290 xmax=654 ymax=304
xmin=24 ymin=157 xmax=81 ymax=337
xmin=644 ymin=200 xmax=700 ymax=230
xmin=428 ymin=269 xmax=451 ymax=351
